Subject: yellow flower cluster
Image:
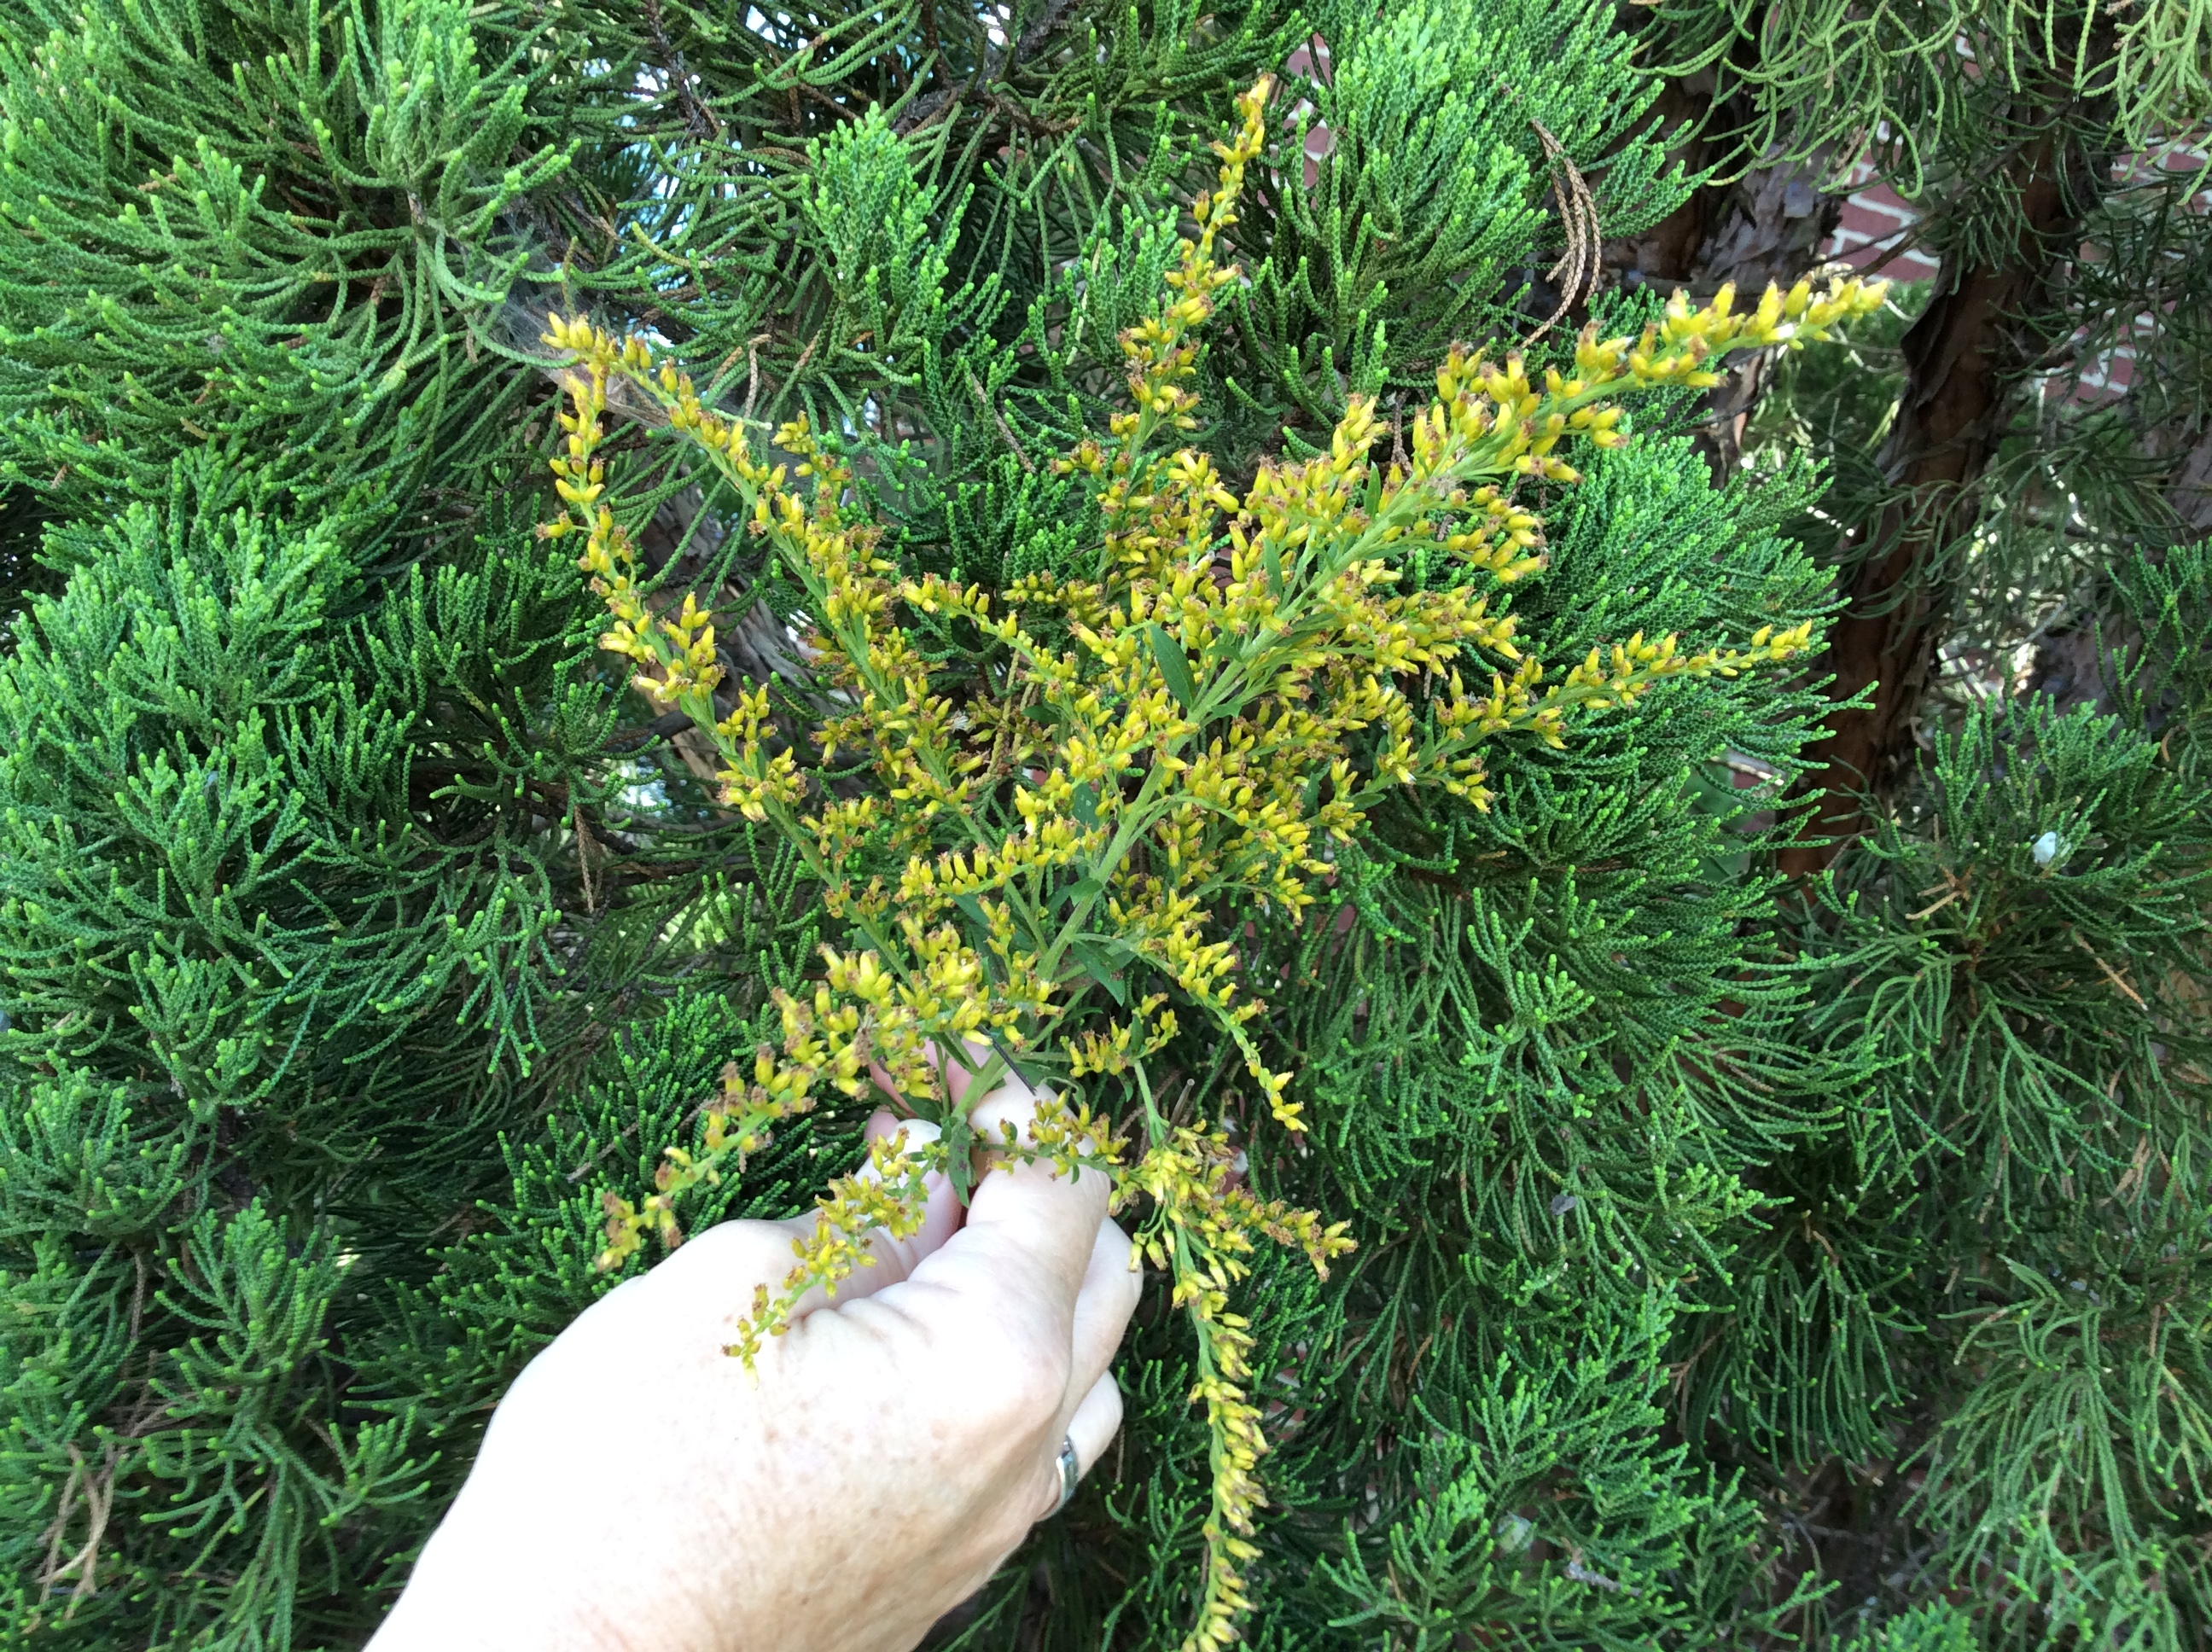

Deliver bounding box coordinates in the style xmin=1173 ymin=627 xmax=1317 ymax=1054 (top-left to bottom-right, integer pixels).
xmin=594 ymin=978 xmax=887 ymax=1270
xmin=1109 ymin=77 xmax=1271 ymax=439
xmin=1121 ymin=1117 xmax=1354 ymax=1646
xmin=725 ymin=1126 xmax=946 ymax=1366
xmin=546 ymin=77 xmax=1883 ymax=1649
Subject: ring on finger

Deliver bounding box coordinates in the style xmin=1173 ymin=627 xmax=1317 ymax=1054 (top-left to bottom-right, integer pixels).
xmin=1051 ymin=1435 xmax=1080 ymax=1514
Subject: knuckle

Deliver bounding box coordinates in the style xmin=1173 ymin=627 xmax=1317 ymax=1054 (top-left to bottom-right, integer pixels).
xmin=667 ymin=1216 xmax=803 ymax=1284
xmin=958 ymin=1313 xmax=1072 ymax=1422
xmin=886 ymin=1285 xmax=1068 ymax=1421
xmin=1006 ymin=1347 xmax=1074 ymax=1423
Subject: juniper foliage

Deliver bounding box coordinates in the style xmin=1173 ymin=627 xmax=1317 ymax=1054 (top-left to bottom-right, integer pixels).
xmin=1602 ymin=8 xmax=2212 ymax=1645
xmin=1 ymin=1 xmax=2203 ymax=1649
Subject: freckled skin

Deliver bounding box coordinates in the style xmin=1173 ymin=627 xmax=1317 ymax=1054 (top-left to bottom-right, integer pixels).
xmin=370 ymin=1087 xmax=1138 ymax=1652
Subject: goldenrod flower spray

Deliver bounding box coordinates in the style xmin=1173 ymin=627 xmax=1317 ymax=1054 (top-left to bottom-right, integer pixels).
xmin=542 ymin=77 xmax=1884 ymax=1649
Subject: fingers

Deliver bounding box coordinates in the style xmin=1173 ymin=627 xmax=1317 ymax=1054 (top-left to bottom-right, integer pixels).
xmin=848 ymin=1109 xmax=965 ymax=1276
xmin=1068 ymin=1216 xmax=1142 ymax=1406
xmin=1023 ymin=1372 xmax=1123 ymax=1524
xmin=920 ymin=1086 xmax=1113 ymax=1343
xmin=781 ymin=1112 xmax=959 ymax=1318
xmin=869 ymin=1036 xmax=1027 ymax=1117
xmin=1022 ymin=1219 xmax=1140 ymax=1522
xmin=965 ymin=1072 xmax=1050 ymax=1160
xmin=1063 ymin=1371 xmax=1123 ymax=1480
xmin=939 ymin=1038 xmax=1028 ymax=1114
xmin=630 ymin=1110 xmax=958 ymax=1347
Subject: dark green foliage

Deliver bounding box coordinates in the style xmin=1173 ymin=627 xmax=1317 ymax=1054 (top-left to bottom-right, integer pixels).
xmin=2 ymin=0 xmax=2207 ymax=1646
xmin=0 ymin=444 xmax=837 ymax=1634
xmin=1813 ymin=698 xmax=2211 ymax=1206
xmin=1305 ymin=1309 xmax=1784 ymax=1651
xmin=0 ymin=0 xmax=582 ymax=544
xmin=1226 ymin=0 xmax=1685 ymax=427
xmin=2 ymin=463 xmax=585 ymax=1095
xmin=1839 ymin=1602 xmax=1980 ymax=1652
xmin=1645 ymin=1 xmax=2212 ymax=189
xmin=0 ymin=457 xmax=613 ymax=1642
xmin=1673 ymin=659 xmax=2212 ymax=1647
xmin=1624 ymin=9 xmax=2212 ymax=1642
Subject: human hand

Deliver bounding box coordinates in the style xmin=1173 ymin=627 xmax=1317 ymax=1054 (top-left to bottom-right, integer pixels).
xmin=370 ymin=1061 xmax=1141 ymax=1652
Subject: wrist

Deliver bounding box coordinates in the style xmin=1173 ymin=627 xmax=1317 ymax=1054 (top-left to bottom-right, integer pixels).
xmin=371 ymin=1543 xmax=672 ymax=1652
xmin=375 ymin=1585 xmax=651 ymax=1652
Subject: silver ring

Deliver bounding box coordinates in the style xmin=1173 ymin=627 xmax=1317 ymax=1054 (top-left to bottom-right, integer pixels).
xmin=1052 ymin=1435 xmax=1080 ymax=1513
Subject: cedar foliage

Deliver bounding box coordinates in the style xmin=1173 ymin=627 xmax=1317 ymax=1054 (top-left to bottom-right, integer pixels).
xmin=1617 ymin=6 xmax=2212 ymax=1646
xmin=0 ymin=3 xmax=2206 ymax=1652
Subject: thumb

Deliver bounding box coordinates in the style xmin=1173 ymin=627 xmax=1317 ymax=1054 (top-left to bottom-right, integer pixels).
xmin=599 ymin=1112 xmax=960 ymax=1351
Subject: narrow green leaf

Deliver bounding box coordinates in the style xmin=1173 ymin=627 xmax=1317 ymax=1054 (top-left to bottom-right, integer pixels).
xmin=1147 ymin=621 xmax=1197 ymax=712
xmin=1068 ymin=937 xmax=1130 ymax=1004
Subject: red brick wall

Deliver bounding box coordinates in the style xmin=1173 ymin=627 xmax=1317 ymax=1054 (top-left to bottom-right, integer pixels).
xmin=1824 ymin=148 xmax=2211 ymax=400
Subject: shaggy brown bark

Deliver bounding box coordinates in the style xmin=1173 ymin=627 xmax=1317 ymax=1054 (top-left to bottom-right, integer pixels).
xmin=1776 ymin=155 xmax=2076 ymax=875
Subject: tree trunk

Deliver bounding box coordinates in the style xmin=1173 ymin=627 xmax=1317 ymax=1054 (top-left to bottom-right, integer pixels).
xmin=1777 ymin=155 xmax=2076 ymax=875
xmin=1601 ymin=75 xmax=1845 ymax=480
